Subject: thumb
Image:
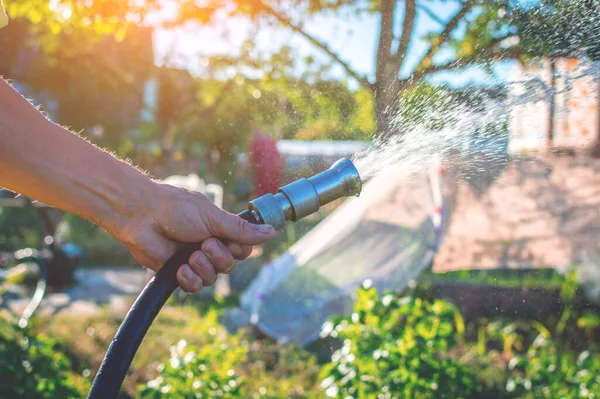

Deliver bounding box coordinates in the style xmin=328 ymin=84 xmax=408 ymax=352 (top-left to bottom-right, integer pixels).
xmin=207 ymin=208 xmax=276 ymax=245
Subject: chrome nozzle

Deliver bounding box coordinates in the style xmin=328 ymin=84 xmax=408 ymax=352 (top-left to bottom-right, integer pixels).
xmin=247 ymin=158 xmax=362 ymax=230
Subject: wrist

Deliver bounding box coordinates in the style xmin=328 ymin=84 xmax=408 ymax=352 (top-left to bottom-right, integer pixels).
xmin=91 ymin=167 xmax=159 ymax=239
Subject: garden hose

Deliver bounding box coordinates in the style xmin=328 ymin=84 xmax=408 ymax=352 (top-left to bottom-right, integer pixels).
xmin=87 ymin=158 xmax=362 ymax=398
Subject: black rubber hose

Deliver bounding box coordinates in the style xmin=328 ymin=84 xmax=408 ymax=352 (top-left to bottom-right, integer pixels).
xmin=87 ymin=210 xmax=261 ymax=399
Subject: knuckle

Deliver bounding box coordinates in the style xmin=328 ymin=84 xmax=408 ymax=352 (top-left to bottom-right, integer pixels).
xmin=241 ymin=245 xmax=253 ymax=259
xmin=194 ymin=255 xmax=218 ymax=286
xmin=239 ymin=219 xmax=255 ymax=235
xmin=214 ymin=256 xmax=235 ymax=273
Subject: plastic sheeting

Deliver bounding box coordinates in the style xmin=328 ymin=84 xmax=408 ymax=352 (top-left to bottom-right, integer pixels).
xmin=223 ymin=163 xmax=443 ymax=346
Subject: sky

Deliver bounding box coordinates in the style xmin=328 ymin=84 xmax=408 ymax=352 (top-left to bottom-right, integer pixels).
xmin=152 ymin=1 xmax=517 ymax=89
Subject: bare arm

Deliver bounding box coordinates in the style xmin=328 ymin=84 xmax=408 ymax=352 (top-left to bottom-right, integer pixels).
xmin=0 ymin=79 xmax=275 ymax=292
xmin=0 ymin=79 xmax=153 ymax=232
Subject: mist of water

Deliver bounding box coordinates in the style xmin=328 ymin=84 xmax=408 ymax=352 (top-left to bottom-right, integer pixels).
xmin=352 ymin=56 xmax=600 ymax=181
xmin=352 ymin=93 xmax=508 ymax=180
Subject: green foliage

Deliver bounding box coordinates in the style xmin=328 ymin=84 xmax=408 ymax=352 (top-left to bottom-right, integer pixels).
xmin=21 ymin=286 xmax=600 ymax=399
xmin=138 ymin=338 xmax=246 ymax=398
xmin=445 ymin=2 xmax=518 ymax=64
xmin=506 ymin=334 xmax=600 ymax=399
xmin=0 ymin=206 xmax=45 ymax=250
xmin=560 ymin=269 xmax=580 ymax=304
xmin=396 ymin=83 xmax=455 ymax=131
xmin=427 ymin=268 xmax=566 ymax=289
xmin=0 ymin=317 xmax=81 ymax=399
xmin=36 ymin=304 xmax=321 ymax=398
xmin=319 ymin=285 xmax=480 ymax=399
xmin=59 ymin=213 xmax=136 ymax=266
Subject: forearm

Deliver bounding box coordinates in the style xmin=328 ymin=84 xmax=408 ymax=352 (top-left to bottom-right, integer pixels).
xmin=0 ymin=79 xmax=154 ymax=233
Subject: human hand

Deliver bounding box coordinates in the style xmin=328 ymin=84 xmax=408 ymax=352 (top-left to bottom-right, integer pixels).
xmin=112 ymin=181 xmax=276 ymax=293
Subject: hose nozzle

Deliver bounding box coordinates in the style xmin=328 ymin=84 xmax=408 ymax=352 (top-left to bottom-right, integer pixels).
xmin=247 ymin=158 xmax=362 ymax=230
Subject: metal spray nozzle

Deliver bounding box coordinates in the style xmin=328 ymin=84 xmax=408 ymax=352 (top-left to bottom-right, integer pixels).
xmin=246 ymin=158 xmax=362 ymax=230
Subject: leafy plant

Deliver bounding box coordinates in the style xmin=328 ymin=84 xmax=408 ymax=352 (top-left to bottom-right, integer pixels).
xmin=0 ymin=317 xmax=81 ymax=399
xmin=506 ymin=333 xmax=600 ymax=399
xmin=138 ymin=338 xmax=247 ymax=399
xmin=319 ymin=284 xmax=480 ymax=399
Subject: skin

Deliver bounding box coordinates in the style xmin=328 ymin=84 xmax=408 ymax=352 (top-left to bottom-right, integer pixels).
xmin=0 ymin=78 xmax=276 ymax=293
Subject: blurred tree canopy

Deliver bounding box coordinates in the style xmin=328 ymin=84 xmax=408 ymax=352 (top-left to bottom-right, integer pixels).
xmin=225 ymin=0 xmax=523 ymax=136
xmin=5 ymin=0 xmax=581 ymax=150
xmin=0 ymin=13 xmax=153 ymax=149
xmin=1 ymin=0 xmax=375 ymax=181
xmin=3 ymin=0 xmax=526 ymax=140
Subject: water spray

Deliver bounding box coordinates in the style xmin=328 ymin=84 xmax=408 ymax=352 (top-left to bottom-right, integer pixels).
xmin=87 ymin=158 xmax=362 ymax=399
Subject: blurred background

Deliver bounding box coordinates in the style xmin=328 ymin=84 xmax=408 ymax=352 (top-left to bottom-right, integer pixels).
xmin=1 ymin=1 xmax=599 ymax=398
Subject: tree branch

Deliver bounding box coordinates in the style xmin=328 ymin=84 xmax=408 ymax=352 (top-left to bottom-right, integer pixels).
xmin=415 ymin=1 xmax=474 ymax=72
xmin=392 ymin=0 xmax=416 ymax=74
xmin=255 ymin=1 xmax=372 ymax=89
xmin=405 ymin=36 xmax=522 ymax=87
xmin=417 ymin=3 xmax=446 ymax=26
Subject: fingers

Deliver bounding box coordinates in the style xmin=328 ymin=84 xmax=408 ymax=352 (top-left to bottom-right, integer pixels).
xmin=177 ymin=264 xmax=203 ymax=294
xmin=188 ymin=251 xmax=217 ymax=286
xmin=176 ymin=238 xmax=246 ymax=294
xmin=201 ymin=238 xmax=235 ymax=273
xmin=207 ymin=208 xmax=276 ymax=246
xmin=225 ymin=241 xmax=253 ymax=260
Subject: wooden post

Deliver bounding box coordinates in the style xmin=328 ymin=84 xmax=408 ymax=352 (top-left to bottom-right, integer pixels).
xmin=548 ymin=57 xmax=556 ymax=150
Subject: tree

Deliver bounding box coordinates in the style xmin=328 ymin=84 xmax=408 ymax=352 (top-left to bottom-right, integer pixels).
xmin=226 ymin=0 xmax=522 ymax=136
xmin=9 ymin=0 xmax=526 ymax=137
xmin=0 ymin=11 xmax=155 ymax=149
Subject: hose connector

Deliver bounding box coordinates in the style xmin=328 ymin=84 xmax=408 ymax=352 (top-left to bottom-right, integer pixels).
xmin=247 ymin=158 xmax=362 ymax=230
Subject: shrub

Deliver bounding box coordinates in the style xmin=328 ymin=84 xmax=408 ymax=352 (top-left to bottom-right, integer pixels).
xmin=138 ymin=338 xmax=247 ymax=398
xmin=318 ymin=284 xmax=480 ymax=399
xmin=506 ymin=332 xmax=600 ymax=399
xmin=0 ymin=317 xmax=81 ymax=399
xmin=135 ymin=307 xmax=321 ymax=398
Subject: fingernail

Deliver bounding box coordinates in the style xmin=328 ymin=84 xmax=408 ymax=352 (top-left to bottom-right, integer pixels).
xmin=190 ymin=251 xmax=201 ymax=266
xmin=257 ymin=224 xmax=274 ymax=234
xmin=204 ymin=239 xmax=221 ymax=258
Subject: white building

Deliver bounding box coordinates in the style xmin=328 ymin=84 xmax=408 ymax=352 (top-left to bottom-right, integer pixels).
xmin=509 ymin=57 xmax=600 ymax=153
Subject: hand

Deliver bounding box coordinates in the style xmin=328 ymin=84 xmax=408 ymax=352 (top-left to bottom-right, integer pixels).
xmin=112 ymin=181 xmax=276 ymax=294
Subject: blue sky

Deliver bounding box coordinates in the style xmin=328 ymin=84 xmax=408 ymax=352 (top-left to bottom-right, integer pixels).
xmin=153 ymin=1 xmax=516 ymax=88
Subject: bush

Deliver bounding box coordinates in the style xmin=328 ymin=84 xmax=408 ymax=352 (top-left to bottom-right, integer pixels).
xmin=318 ymin=284 xmax=480 ymax=399
xmin=0 ymin=317 xmax=81 ymax=399
xmin=0 ymin=206 xmax=45 ymax=250
xmin=139 ymin=338 xmax=247 ymax=398
xmin=131 ymin=307 xmax=321 ymax=398
xmin=505 ymin=332 xmax=600 ymax=399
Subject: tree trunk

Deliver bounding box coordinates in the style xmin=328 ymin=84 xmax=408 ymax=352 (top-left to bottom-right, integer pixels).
xmin=373 ymin=71 xmax=401 ymax=138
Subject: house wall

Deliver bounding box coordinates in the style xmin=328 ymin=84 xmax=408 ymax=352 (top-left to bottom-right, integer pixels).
xmin=509 ymin=58 xmax=600 ymax=153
